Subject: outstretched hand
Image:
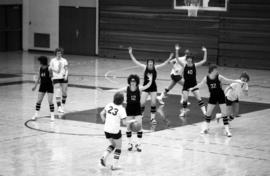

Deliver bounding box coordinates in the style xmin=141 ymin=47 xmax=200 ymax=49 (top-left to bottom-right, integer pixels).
xmin=202 ymin=46 xmax=207 ymax=52
xmin=175 ymin=44 xmax=181 ymax=50
xmin=128 ymin=47 xmax=133 ymax=54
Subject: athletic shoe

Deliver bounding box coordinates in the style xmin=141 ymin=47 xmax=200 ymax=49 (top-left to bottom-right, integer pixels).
xmin=31 ymin=115 xmax=37 ymax=121
xmin=100 ymin=157 xmax=106 ymax=167
xmin=224 ymin=130 xmax=232 ymax=137
xmin=128 ymin=143 xmax=133 ymax=151
xmin=200 ymin=128 xmax=209 ymax=134
xmin=50 ymin=113 xmax=55 ymax=121
xmin=157 ymin=96 xmax=165 ymax=105
xmin=135 ymin=144 xmax=142 ymax=152
xmin=179 ymin=109 xmax=186 ymax=117
xmin=58 ymin=106 xmax=64 ymax=113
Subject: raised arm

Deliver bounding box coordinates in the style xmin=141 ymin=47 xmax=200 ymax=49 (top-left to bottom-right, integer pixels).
xmin=219 ymin=75 xmax=242 ymax=85
xmin=191 ymin=76 xmax=207 ymax=90
xmin=155 ymin=52 xmax=174 ymax=69
xmin=174 ymin=44 xmax=186 ymax=67
xmin=128 ymin=47 xmax=145 ymax=68
xmin=195 ymin=46 xmax=207 ymax=67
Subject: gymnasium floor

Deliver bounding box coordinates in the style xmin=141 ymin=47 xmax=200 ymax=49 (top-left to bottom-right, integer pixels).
xmin=1 ymin=51 xmax=270 ymax=176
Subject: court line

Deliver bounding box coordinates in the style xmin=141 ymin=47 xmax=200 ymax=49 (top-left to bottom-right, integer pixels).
xmin=104 ymin=65 xmax=140 ymax=84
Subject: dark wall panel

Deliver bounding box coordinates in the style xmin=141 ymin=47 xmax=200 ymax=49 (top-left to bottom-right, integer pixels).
xmin=99 ymin=0 xmax=270 ymax=69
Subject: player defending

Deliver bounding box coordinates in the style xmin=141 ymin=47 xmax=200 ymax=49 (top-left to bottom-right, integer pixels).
xmin=49 ymin=48 xmax=68 ymax=114
xmin=191 ymin=64 xmax=243 ymax=137
xmin=32 ymin=56 xmax=55 ymax=121
xmin=157 ymin=44 xmax=189 ymax=105
xmin=177 ymin=46 xmax=208 ymax=117
xmin=128 ymin=47 xmax=173 ymax=124
xmin=100 ymin=92 xmax=127 ymax=170
xmin=225 ymin=72 xmax=250 ymax=122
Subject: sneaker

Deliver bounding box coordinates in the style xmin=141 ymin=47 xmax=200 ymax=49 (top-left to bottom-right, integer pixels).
xmin=179 ymin=109 xmax=186 ymax=117
xmin=135 ymin=144 xmax=142 ymax=152
xmin=32 ymin=115 xmax=37 ymax=121
xmin=50 ymin=114 xmax=55 ymax=121
xmin=111 ymin=164 xmax=120 ymax=170
xmin=200 ymin=128 xmax=209 ymax=134
xmin=58 ymin=106 xmax=64 ymax=113
xmin=157 ymin=96 xmax=165 ymax=105
xmin=100 ymin=157 xmax=106 ymax=167
xmin=224 ymin=130 xmax=232 ymax=137
xmin=128 ymin=143 xmax=133 ymax=151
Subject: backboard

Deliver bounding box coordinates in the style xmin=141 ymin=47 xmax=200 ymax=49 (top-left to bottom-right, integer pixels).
xmin=174 ymin=0 xmax=228 ymax=12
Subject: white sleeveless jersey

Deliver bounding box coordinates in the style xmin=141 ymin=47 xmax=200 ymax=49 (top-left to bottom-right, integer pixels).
xmin=104 ymin=103 xmax=127 ymax=134
xmin=49 ymin=57 xmax=68 ymax=80
xmin=170 ymin=56 xmax=186 ymax=75
xmin=225 ymin=80 xmax=248 ymax=101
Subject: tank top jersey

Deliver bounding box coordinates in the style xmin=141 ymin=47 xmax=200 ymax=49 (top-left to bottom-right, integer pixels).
xmin=143 ymin=66 xmax=157 ymax=92
xmin=40 ymin=66 xmax=52 ymax=85
xmin=126 ymin=86 xmax=140 ymax=105
xmin=183 ymin=63 xmax=197 ymax=85
xmin=206 ymin=74 xmax=223 ymax=95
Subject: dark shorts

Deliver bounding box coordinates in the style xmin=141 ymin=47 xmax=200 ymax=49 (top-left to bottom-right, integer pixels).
xmin=126 ymin=104 xmax=142 ymax=116
xmin=53 ymin=78 xmax=68 ymax=84
xmin=143 ymin=82 xmax=157 ymax=92
xmin=39 ymin=83 xmax=54 ymax=93
xmin=105 ymin=130 xmax=122 ymax=140
xmin=171 ymin=74 xmax=182 ymax=83
xmin=209 ymin=92 xmax=226 ymax=105
xmin=226 ymin=97 xmax=239 ymax=106
xmin=183 ymin=81 xmax=198 ymax=92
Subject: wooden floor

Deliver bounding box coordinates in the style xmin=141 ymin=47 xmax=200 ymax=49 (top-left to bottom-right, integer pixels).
xmin=0 ymin=51 xmax=270 ymax=176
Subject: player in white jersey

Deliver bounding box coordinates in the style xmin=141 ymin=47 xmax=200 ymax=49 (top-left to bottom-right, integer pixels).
xmin=157 ymin=44 xmax=189 ymax=105
xmin=49 ymin=48 xmax=69 ymax=113
xmin=100 ymin=92 xmax=127 ymax=170
xmin=225 ymin=72 xmax=250 ymax=121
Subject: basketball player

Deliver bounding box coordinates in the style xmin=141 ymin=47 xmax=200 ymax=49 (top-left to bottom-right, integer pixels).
xmin=191 ymin=64 xmax=243 ymax=137
xmin=177 ymin=46 xmax=208 ymax=117
xmin=32 ymin=56 xmax=54 ymax=121
xmin=128 ymin=47 xmax=174 ymax=124
xmin=49 ymin=48 xmax=68 ymax=114
xmin=115 ymin=74 xmax=153 ymax=152
xmin=157 ymin=44 xmax=189 ymax=105
xmin=225 ymin=72 xmax=250 ymax=121
xmin=100 ymin=92 xmax=127 ymax=170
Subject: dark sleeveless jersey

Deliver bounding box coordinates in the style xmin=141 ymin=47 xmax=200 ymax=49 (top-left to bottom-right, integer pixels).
xmin=206 ymin=74 xmax=223 ymax=95
xmin=183 ymin=64 xmax=197 ymax=84
xmin=143 ymin=66 xmax=157 ymax=92
xmin=126 ymin=86 xmax=140 ymax=105
xmin=40 ymin=66 xmax=52 ymax=85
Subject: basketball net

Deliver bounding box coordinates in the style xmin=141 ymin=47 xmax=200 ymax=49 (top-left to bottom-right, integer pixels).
xmin=185 ymin=0 xmax=200 ymax=17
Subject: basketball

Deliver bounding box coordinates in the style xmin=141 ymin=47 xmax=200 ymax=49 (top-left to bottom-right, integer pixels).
xmin=130 ymin=121 xmax=142 ymax=132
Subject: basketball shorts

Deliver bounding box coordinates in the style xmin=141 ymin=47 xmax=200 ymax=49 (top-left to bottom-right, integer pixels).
xmin=209 ymin=92 xmax=226 ymax=105
xmin=183 ymin=81 xmax=198 ymax=92
xmin=226 ymin=97 xmax=239 ymax=106
xmin=126 ymin=104 xmax=142 ymax=116
xmin=104 ymin=130 xmax=122 ymax=140
xmin=39 ymin=83 xmax=54 ymax=93
xmin=52 ymin=78 xmax=68 ymax=84
xmin=170 ymin=74 xmax=182 ymax=83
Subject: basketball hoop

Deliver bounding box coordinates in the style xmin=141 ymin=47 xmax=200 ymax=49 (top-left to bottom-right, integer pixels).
xmin=187 ymin=5 xmax=199 ymax=17
xmin=185 ymin=0 xmax=200 ymax=17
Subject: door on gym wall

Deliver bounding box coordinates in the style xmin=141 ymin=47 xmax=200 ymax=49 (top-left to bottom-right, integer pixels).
xmin=59 ymin=6 xmax=96 ymax=55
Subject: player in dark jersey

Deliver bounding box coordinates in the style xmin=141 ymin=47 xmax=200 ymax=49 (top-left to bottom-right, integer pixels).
xmin=113 ymin=74 xmax=152 ymax=152
xmin=32 ymin=56 xmax=55 ymax=121
xmin=191 ymin=64 xmax=242 ymax=137
xmin=177 ymin=46 xmax=207 ymax=117
xmin=128 ymin=47 xmax=173 ymax=125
